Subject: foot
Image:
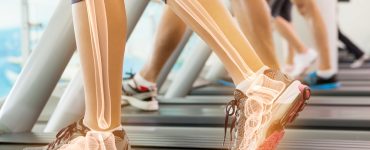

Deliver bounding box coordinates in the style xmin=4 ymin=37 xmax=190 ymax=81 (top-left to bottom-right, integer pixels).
xmin=304 ymin=72 xmax=340 ymax=90
xmin=23 ymin=119 xmax=131 ymax=150
xmin=283 ymin=64 xmax=294 ymax=74
xmin=122 ymin=76 xmax=159 ymax=111
xmin=350 ymin=54 xmax=369 ymax=68
xmin=224 ymin=67 xmax=311 ymax=150
xmin=288 ymin=48 xmax=317 ymax=78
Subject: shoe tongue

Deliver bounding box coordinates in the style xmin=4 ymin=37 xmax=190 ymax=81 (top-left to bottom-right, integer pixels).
xmin=246 ymin=74 xmax=286 ymax=104
xmin=263 ymin=69 xmax=291 ymax=85
xmin=236 ymin=66 xmax=270 ymax=93
xmin=236 ymin=66 xmax=290 ymax=94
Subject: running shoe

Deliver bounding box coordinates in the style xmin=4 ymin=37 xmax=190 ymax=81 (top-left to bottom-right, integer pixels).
xmin=350 ymin=54 xmax=369 ymax=68
xmin=283 ymin=64 xmax=294 ymax=75
xmin=223 ymin=67 xmax=311 ymax=150
xmin=24 ymin=119 xmax=131 ymax=150
xmin=304 ymin=72 xmax=340 ymax=90
xmin=122 ymin=77 xmax=159 ymax=111
xmin=288 ymin=48 xmax=317 ymax=78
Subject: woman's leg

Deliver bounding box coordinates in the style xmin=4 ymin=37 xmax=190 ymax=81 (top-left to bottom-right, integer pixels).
xmin=231 ymin=0 xmax=280 ymax=70
xmin=122 ymin=7 xmax=185 ymax=111
xmin=167 ymin=0 xmax=264 ymax=84
xmin=293 ymin=0 xmax=331 ymax=71
xmin=166 ymin=1 xmax=310 ymax=149
xmin=338 ymin=28 xmax=365 ymax=60
xmin=140 ymin=6 xmax=187 ymax=82
xmin=274 ymin=15 xmax=318 ymax=77
xmin=286 ymin=44 xmax=295 ymax=65
xmin=28 ymin=1 xmax=130 ymax=149
xmin=274 ymin=16 xmax=307 ymax=53
xmin=338 ymin=27 xmax=368 ymax=68
xmin=72 ymin=0 xmax=126 ymax=131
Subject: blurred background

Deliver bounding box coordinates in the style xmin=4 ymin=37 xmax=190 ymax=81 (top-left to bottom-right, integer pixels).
xmin=1 ymin=0 xmax=370 ymax=99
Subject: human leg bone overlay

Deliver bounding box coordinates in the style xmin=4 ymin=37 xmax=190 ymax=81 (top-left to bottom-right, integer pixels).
xmin=166 ymin=1 xmax=299 ymax=149
xmin=46 ymin=0 xmax=149 ymax=132
xmin=72 ymin=0 xmax=126 ymax=131
xmin=167 ymin=0 xmax=264 ymax=84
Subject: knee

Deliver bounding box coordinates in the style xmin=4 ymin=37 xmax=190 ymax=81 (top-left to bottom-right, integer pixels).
xmin=292 ymin=0 xmax=314 ymax=17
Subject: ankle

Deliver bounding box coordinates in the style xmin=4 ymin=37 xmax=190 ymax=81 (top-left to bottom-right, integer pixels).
xmin=133 ymin=73 xmax=156 ymax=87
xmin=83 ymin=119 xmax=122 ymax=132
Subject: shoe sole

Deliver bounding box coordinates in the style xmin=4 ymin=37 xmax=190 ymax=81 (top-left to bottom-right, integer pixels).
xmin=122 ymin=95 xmax=159 ymax=111
xmin=258 ymin=84 xmax=310 ymax=150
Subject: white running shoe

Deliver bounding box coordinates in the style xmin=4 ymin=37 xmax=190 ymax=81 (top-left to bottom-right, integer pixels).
xmin=289 ymin=48 xmax=317 ymax=78
xmin=350 ymin=54 xmax=369 ymax=68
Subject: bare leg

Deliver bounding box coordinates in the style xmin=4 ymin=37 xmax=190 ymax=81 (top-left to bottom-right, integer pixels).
xmin=72 ymin=0 xmax=126 ymax=131
xmin=167 ymin=0 xmax=265 ymax=84
xmin=166 ymin=1 xmax=310 ymax=150
xmin=231 ymin=0 xmax=280 ymax=70
xmin=293 ymin=0 xmax=331 ymax=71
xmin=286 ymin=44 xmax=295 ymax=65
xmin=274 ymin=16 xmax=307 ymax=54
xmin=140 ymin=6 xmax=186 ymax=82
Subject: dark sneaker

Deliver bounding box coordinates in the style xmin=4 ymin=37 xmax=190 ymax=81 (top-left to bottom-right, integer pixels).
xmin=304 ymin=72 xmax=340 ymax=90
xmin=224 ymin=67 xmax=311 ymax=150
xmin=122 ymin=78 xmax=159 ymax=111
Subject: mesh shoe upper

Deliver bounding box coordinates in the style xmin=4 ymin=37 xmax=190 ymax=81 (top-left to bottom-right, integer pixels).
xmin=224 ymin=68 xmax=310 ymax=150
xmin=24 ymin=119 xmax=130 ymax=150
xmin=46 ymin=119 xmax=90 ymax=150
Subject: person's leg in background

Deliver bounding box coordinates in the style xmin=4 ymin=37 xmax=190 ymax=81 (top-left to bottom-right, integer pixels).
xmin=122 ymin=6 xmax=187 ymax=111
xmin=271 ymin=0 xmax=317 ymax=77
xmin=29 ymin=0 xmax=131 ymax=149
xmin=167 ymin=0 xmax=310 ymax=149
xmin=231 ymin=0 xmax=280 ymax=70
xmin=338 ymin=27 xmax=368 ymax=68
xmin=285 ymin=44 xmax=295 ymax=72
xmin=293 ymin=0 xmax=340 ymax=89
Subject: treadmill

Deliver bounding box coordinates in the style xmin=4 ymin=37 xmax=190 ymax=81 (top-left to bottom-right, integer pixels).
xmin=1 ymin=0 xmax=370 ymax=149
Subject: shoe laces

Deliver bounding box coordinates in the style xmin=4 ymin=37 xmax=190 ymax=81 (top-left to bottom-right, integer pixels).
xmin=223 ymin=97 xmax=243 ymax=148
xmin=47 ymin=122 xmax=89 ymax=150
xmin=123 ymin=69 xmax=135 ymax=80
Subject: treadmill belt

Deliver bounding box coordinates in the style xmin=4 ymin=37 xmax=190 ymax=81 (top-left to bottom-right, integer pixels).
xmin=158 ymin=96 xmax=370 ymax=106
xmin=2 ymin=127 xmax=370 ymax=150
xmin=339 ymin=63 xmax=370 ymax=69
xmin=190 ymin=84 xmax=370 ymax=96
xmin=119 ymin=104 xmax=370 ymax=128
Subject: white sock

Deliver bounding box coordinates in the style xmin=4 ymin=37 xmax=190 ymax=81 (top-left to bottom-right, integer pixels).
xmin=236 ymin=66 xmax=269 ymax=93
xmin=104 ymin=125 xmax=123 ymax=133
xmin=133 ymin=74 xmax=156 ymax=87
xmin=83 ymin=119 xmax=123 ymax=132
xmin=236 ymin=79 xmax=252 ymax=93
xmin=317 ymin=69 xmax=336 ymax=79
